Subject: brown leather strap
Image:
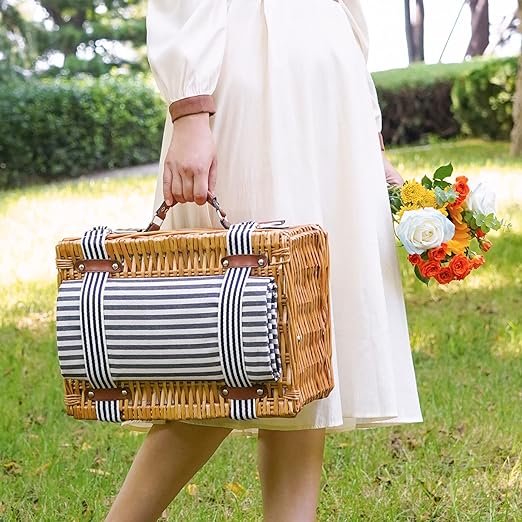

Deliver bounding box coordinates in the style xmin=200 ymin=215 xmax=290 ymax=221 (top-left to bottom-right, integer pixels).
xmin=221 ymin=254 xmax=269 ymax=269
xmin=145 ymin=191 xmax=230 ymax=232
xmin=75 ymin=259 xmax=122 ymax=273
xmin=85 ymin=387 xmax=130 ymax=401
xmin=169 ymin=95 xmax=216 ymax=123
xmin=220 ymin=385 xmax=268 ymax=400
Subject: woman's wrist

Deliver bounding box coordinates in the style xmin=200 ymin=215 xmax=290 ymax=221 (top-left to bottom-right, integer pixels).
xmin=172 ymin=112 xmax=210 ymax=129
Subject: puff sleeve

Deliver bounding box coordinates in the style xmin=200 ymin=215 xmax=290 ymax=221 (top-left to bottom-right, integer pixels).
xmin=340 ymin=0 xmax=383 ymax=133
xmin=146 ymin=0 xmax=228 ymax=122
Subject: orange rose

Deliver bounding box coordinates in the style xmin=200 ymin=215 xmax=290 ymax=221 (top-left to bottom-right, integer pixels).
xmin=422 ymin=261 xmax=441 ymax=278
xmin=448 ymin=196 xmax=464 ymax=210
xmin=448 ymin=176 xmax=470 ymax=209
xmin=435 ymin=267 xmax=454 ymax=284
xmin=455 ymin=176 xmax=470 ymax=196
xmin=408 ymin=254 xmax=422 ymax=265
xmin=475 ymin=229 xmax=486 ymax=238
xmin=479 ymin=240 xmax=492 ymax=252
xmin=428 ymin=245 xmax=447 ymax=262
xmin=449 ymin=254 xmax=472 ymax=280
xmin=471 ymin=255 xmax=485 ymax=268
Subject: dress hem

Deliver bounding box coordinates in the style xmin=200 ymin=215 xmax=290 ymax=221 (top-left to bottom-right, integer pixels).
xmin=120 ymin=415 xmax=424 ymax=435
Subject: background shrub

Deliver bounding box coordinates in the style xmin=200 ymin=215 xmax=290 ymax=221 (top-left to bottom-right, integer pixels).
xmin=0 ymin=75 xmax=165 ymax=189
xmin=373 ymin=58 xmax=517 ymax=146
xmin=0 ymin=57 xmax=518 ymax=189
xmin=451 ymin=57 xmax=518 ymax=140
xmin=374 ymin=61 xmax=480 ymax=145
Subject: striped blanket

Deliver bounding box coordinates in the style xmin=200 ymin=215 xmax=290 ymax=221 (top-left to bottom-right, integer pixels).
xmin=56 ymin=275 xmax=281 ymax=383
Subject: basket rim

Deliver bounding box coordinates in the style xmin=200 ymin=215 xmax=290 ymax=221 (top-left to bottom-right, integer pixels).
xmin=58 ymin=223 xmax=326 ymax=243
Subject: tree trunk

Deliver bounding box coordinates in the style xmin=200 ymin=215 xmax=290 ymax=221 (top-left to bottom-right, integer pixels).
xmin=510 ymin=2 xmax=522 ymax=156
xmin=404 ymin=0 xmax=413 ymax=61
xmin=405 ymin=0 xmax=425 ymax=63
xmin=466 ymin=0 xmax=489 ymax=57
xmin=412 ymin=0 xmax=425 ymax=62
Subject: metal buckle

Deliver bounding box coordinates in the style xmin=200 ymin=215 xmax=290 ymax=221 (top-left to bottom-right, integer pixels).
xmin=257 ymin=220 xmax=287 ymax=229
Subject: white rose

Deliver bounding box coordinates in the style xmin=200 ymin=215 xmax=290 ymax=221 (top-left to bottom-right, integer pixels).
xmin=465 ymin=183 xmax=496 ymax=216
xmin=396 ymin=208 xmax=455 ymax=255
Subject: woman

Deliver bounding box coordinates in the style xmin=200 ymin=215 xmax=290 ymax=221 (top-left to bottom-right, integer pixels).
xmin=106 ymin=1 xmax=423 ymax=520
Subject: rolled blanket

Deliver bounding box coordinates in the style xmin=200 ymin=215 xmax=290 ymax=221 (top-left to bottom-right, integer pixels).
xmin=56 ymin=275 xmax=281 ymax=383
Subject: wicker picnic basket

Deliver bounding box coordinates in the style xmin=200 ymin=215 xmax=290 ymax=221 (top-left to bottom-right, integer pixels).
xmin=55 ymin=194 xmax=334 ymax=423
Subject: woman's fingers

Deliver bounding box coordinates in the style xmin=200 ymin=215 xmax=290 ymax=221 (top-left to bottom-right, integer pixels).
xmin=165 ymin=164 xmax=212 ymax=206
xmin=171 ymin=168 xmax=185 ymax=203
xmin=193 ymin=170 xmax=209 ymax=205
xmin=180 ymin=169 xmax=194 ymax=202
xmin=208 ymin=157 xmax=217 ymax=194
xmin=162 ymin=114 xmax=217 ymax=205
xmin=162 ymin=166 xmax=174 ymax=206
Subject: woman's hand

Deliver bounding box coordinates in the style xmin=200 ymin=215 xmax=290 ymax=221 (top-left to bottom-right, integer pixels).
xmin=163 ymin=113 xmax=217 ymax=206
xmin=382 ymin=152 xmax=404 ymax=186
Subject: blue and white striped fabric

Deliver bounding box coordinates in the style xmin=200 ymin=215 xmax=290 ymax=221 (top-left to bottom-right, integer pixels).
xmin=56 ymin=223 xmax=282 ymax=421
xmin=79 ymin=225 xmax=120 ymax=422
xmin=218 ymin=221 xmax=268 ymax=420
xmin=57 ymin=276 xmax=280 ymax=381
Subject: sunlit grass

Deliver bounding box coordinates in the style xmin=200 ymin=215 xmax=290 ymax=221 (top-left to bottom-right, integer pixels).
xmin=1 ymin=139 xmax=521 ymax=520
xmin=388 ymin=141 xmax=522 ymax=213
xmin=388 ymin=138 xmax=522 ymax=174
xmin=1 ymin=173 xmax=157 ymax=285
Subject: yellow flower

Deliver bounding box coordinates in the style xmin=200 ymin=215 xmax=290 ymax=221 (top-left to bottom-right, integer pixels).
xmin=446 ymin=206 xmax=471 ymax=254
xmin=400 ymin=181 xmax=437 ymax=209
xmin=400 ymin=181 xmax=425 ymax=204
xmin=397 ymin=203 xmax=416 ymax=220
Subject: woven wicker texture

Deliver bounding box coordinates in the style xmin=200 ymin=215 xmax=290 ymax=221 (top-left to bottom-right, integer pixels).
xmin=55 ymin=225 xmax=333 ymax=421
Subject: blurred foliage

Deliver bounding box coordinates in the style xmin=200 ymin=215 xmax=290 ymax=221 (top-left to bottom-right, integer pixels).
xmin=372 ymin=61 xmax=484 ymax=90
xmin=373 ymin=57 xmax=518 ymax=145
xmin=0 ymin=0 xmax=146 ymax=79
xmin=452 ymin=57 xmax=518 ymax=141
xmin=0 ymin=75 xmax=165 ymax=188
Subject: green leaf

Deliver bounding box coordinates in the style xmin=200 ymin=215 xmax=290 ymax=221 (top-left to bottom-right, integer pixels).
xmin=434 ymin=186 xmax=458 ymax=206
xmin=461 ymin=210 xmax=478 ymax=229
xmin=433 ymin=163 xmax=453 ymax=180
xmin=414 ymin=265 xmax=430 ymax=285
xmin=433 ymin=180 xmax=452 ymax=190
xmin=499 ymin=218 xmax=513 ymax=232
xmin=421 ymin=175 xmax=433 ymax=189
xmin=483 ymin=213 xmax=502 ymax=230
xmin=387 ymin=185 xmax=403 ymax=215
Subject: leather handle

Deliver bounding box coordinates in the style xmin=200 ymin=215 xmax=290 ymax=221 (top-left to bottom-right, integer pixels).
xmin=145 ymin=191 xmax=230 ymax=232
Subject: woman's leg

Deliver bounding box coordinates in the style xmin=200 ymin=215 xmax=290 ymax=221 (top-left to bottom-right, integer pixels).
xmin=257 ymin=428 xmax=326 ymax=522
xmin=105 ymin=422 xmax=231 ymax=522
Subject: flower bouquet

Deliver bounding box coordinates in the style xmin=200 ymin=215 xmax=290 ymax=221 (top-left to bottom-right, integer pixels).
xmin=388 ymin=164 xmax=504 ymax=285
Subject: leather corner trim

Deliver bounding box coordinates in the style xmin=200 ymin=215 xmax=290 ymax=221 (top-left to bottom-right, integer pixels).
xmin=169 ymin=95 xmax=216 ymax=122
xmin=221 ymin=254 xmax=269 ymax=269
xmin=85 ymin=387 xmax=130 ymax=401
xmin=75 ymin=259 xmax=122 ymax=273
xmin=220 ymin=385 xmax=268 ymax=400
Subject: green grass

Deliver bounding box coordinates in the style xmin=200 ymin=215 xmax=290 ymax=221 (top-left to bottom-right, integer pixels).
xmin=388 ymin=138 xmax=522 ymax=175
xmin=1 ymin=140 xmax=521 ymax=520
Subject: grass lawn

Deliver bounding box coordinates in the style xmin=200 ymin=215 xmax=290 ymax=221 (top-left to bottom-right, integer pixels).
xmin=1 ymin=140 xmax=521 ymax=521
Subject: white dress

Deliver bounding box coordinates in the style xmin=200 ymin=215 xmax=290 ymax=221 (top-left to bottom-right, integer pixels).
xmin=124 ymin=0 xmax=423 ymax=434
